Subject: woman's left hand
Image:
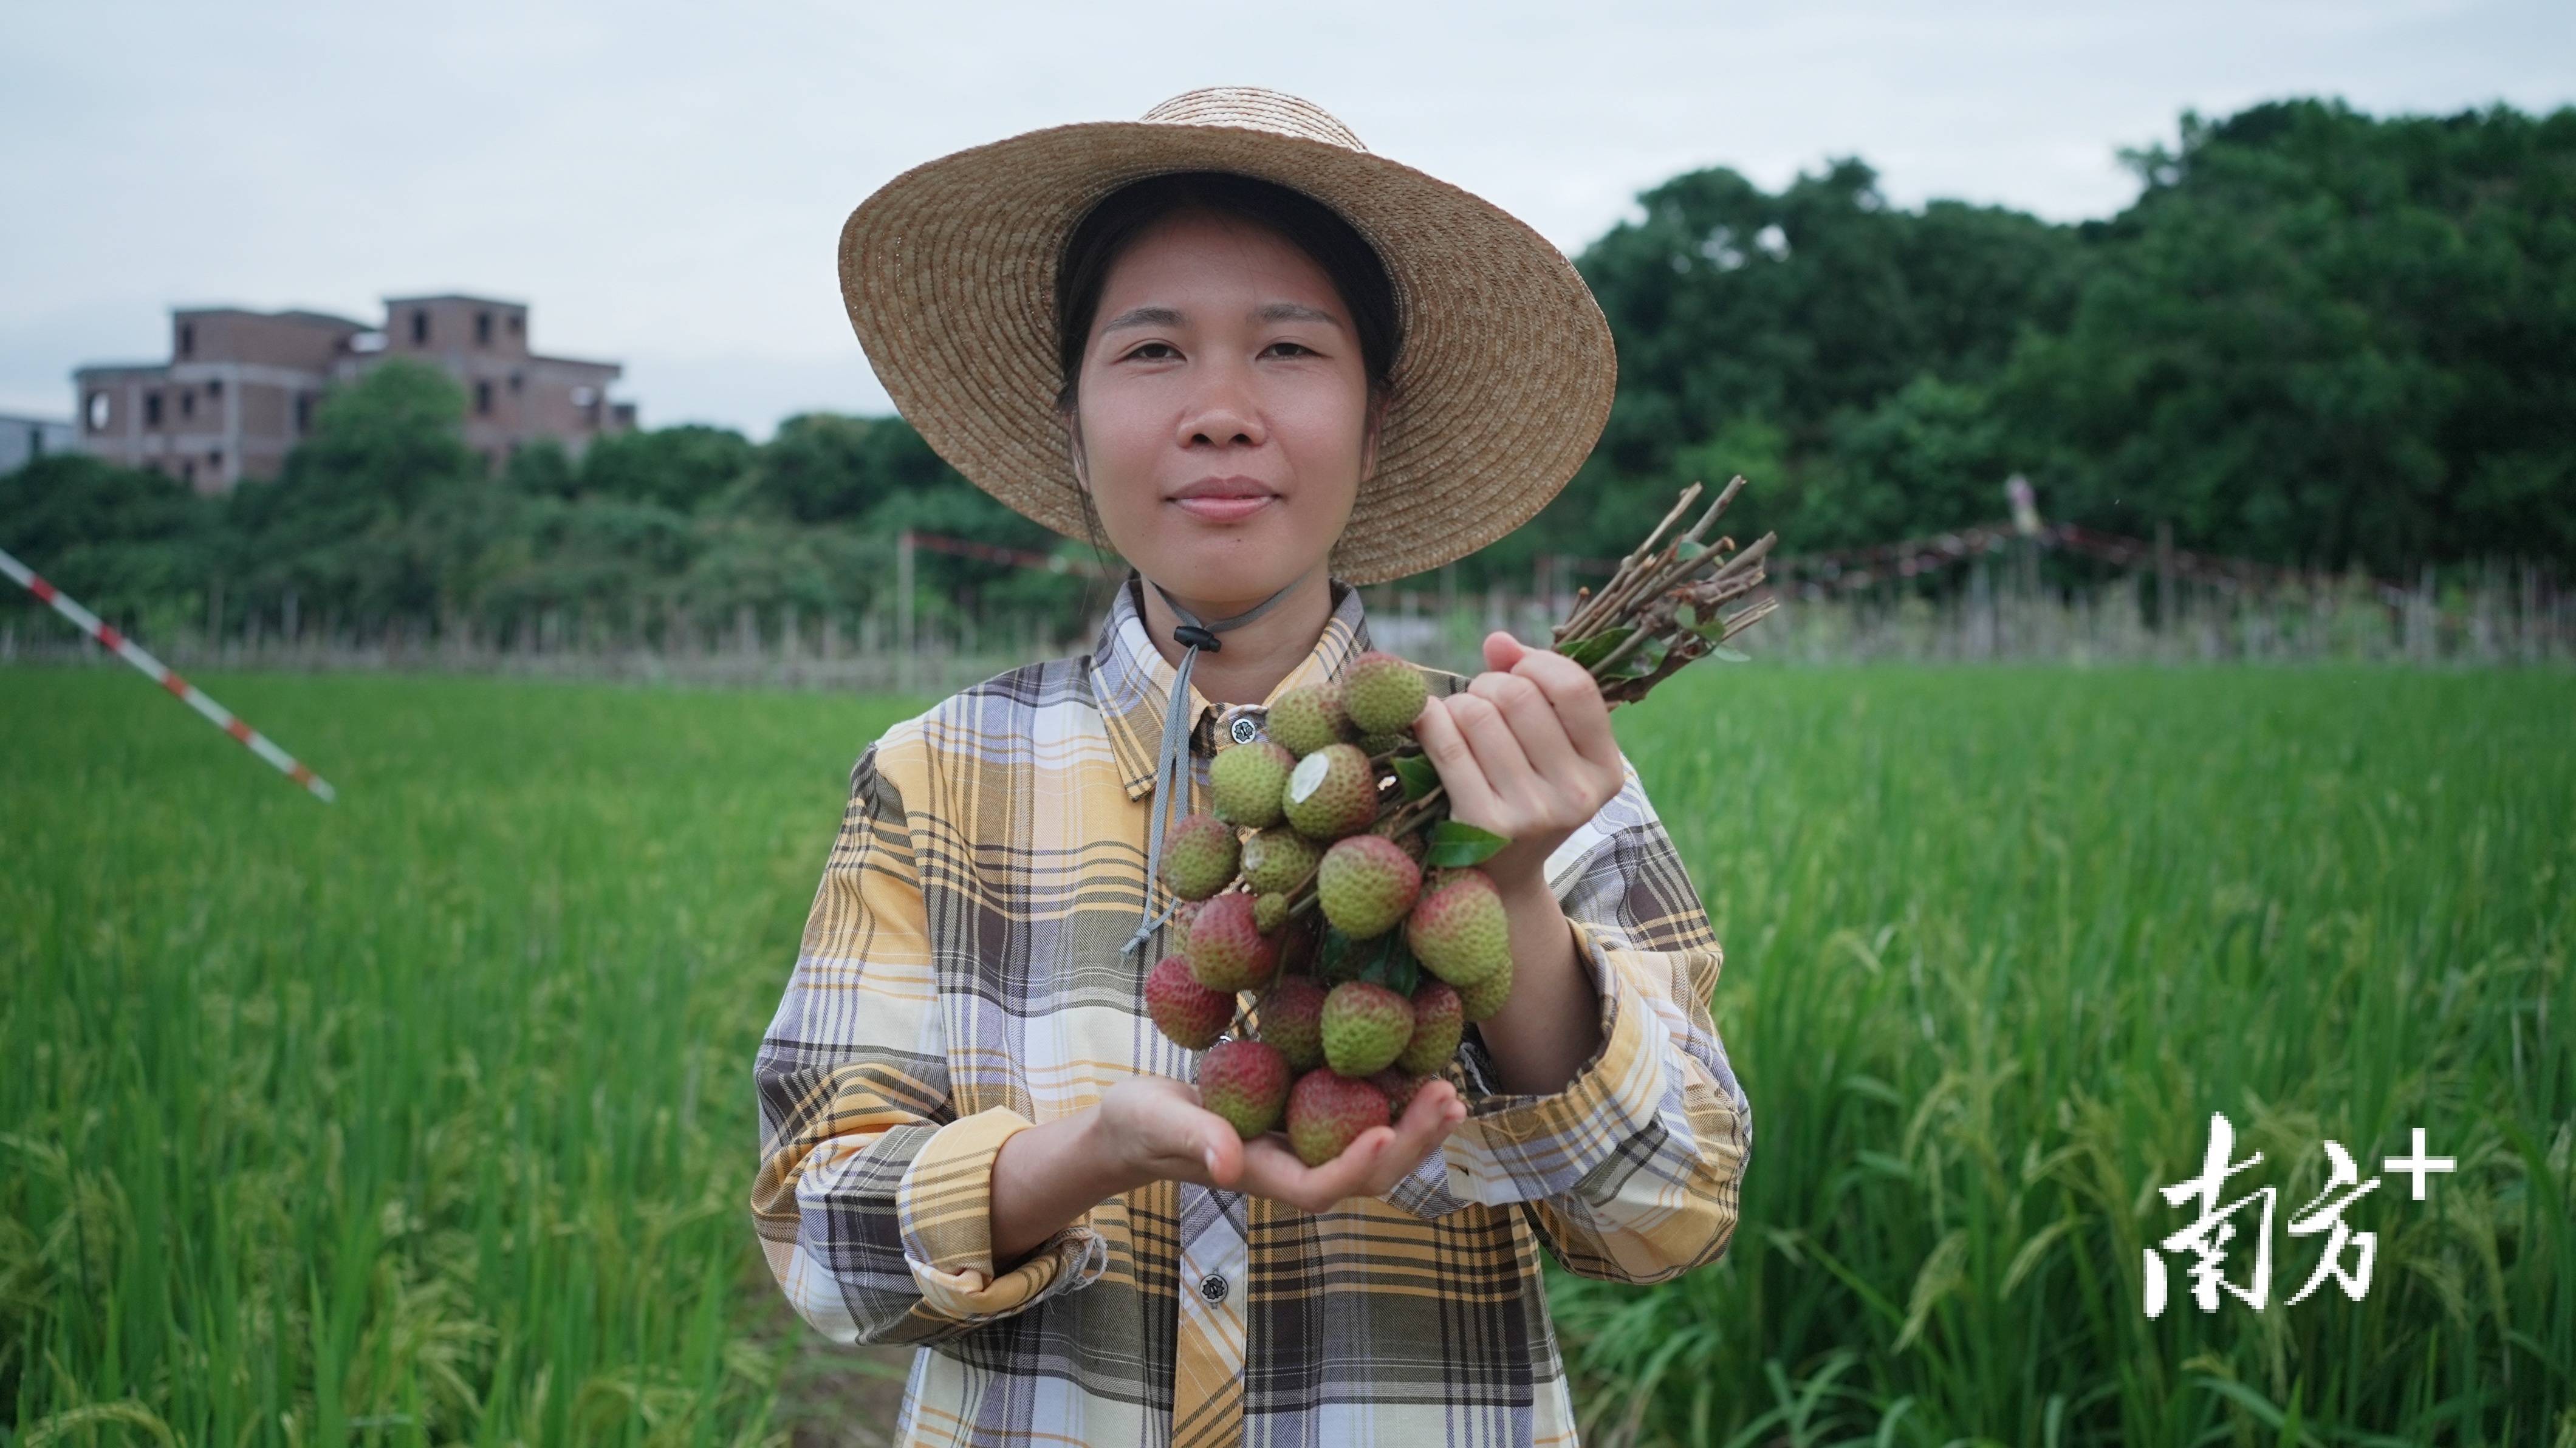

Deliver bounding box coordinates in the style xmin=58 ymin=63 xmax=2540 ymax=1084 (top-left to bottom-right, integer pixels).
xmin=1411 ymin=630 xmax=1624 ymax=894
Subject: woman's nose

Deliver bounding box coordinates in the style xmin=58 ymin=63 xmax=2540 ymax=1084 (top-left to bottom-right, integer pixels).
xmin=1176 ymin=361 xmax=1266 ymax=449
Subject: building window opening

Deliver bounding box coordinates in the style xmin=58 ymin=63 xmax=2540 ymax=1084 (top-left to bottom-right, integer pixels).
xmin=208 ymin=448 xmax=224 ymax=470
xmin=476 ymin=311 xmax=493 ymax=346
xmin=145 ymin=391 xmax=163 ymax=426
xmin=208 ymin=377 xmax=224 ymax=400
xmin=86 ymin=391 xmax=110 ymax=432
xmin=508 ymin=371 xmax=524 ymax=393
xmin=507 ymin=313 xmax=524 ymax=336
xmin=179 ymin=323 xmax=194 ymax=357
xmin=295 ymin=392 xmax=314 ymax=432
xmin=181 ymin=391 xmax=196 ymax=420
xmin=475 ymin=380 xmax=495 ymax=415
xmin=182 ymin=459 xmax=196 ymax=483
xmin=411 ymin=310 xmax=429 ymax=345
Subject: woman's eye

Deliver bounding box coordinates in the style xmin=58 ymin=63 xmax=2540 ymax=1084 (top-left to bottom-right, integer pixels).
xmin=1264 ymin=341 xmax=1315 ymax=358
xmin=1125 ymin=342 xmax=1179 ymax=361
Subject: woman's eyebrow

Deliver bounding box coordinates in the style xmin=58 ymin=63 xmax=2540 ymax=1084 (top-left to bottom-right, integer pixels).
xmin=1255 ymin=302 xmax=1343 ymax=327
xmin=1100 ymin=305 xmax=1186 ymax=334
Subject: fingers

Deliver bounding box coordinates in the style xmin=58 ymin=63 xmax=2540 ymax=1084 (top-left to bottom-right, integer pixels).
xmin=1444 ymin=689 xmax=1543 ymax=805
xmin=1235 ymin=1132 xmax=1392 ymax=1212
xmin=1468 ymin=669 xmax=1580 ymax=789
xmin=1508 ymin=646 xmax=1622 ymax=774
xmin=1482 ymin=630 xmax=1528 ymax=672
xmin=1363 ymin=1081 xmax=1468 ymax=1194
xmin=1197 ymin=1121 xmax=1245 ymax=1189
xmin=1413 ymin=695 xmax=1499 ymax=822
xmin=1227 ymin=1081 xmax=1473 ymax=1211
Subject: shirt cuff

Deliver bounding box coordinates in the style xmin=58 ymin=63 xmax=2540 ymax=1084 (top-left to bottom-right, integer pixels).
xmin=1438 ymin=916 xmax=1669 ymax=1205
xmin=896 ymin=1107 xmax=1107 ymax=1322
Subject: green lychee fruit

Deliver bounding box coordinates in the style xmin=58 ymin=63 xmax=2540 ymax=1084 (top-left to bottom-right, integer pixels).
xmin=1454 ymin=954 xmax=1514 ymax=1022
xmin=1160 ymin=813 xmax=1239 ymax=902
xmin=1187 ymin=891 xmax=1276 ymax=992
xmin=1404 ymin=867 xmax=1511 ymax=987
xmin=1253 ymin=891 xmax=1289 ymax=934
xmin=1210 ymin=740 xmax=1293 ymax=827
xmin=1342 ymin=651 xmax=1428 ymax=734
xmin=1267 ymin=683 xmax=1352 ymax=758
xmin=1256 ymin=974 xmax=1328 ymax=1070
xmin=1396 ymin=979 xmax=1464 ymax=1074
xmin=1146 ymin=955 xmax=1233 ymax=1050
xmin=1316 ymin=834 xmax=1422 ymax=939
xmin=1196 ymin=1039 xmax=1290 ymax=1139
xmin=1239 ymin=826 xmax=1320 ymax=894
xmin=1282 ymin=743 xmax=1379 ymax=841
xmin=1287 ymin=1067 xmax=1391 ymax=1166
xmin=1321 ymin=980 xmax=1415 ymax=1077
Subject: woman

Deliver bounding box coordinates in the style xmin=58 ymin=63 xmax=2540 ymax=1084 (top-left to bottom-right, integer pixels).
xmin=753 ymin=87 xmax=1751 ymax=1447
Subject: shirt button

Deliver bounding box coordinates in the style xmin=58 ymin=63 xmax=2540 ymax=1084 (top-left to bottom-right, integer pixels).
xmin=1199 ymin=1272 xmax=1228 ymax=1303
xmin=1228 ymin=716 xmax=1258 ymax=745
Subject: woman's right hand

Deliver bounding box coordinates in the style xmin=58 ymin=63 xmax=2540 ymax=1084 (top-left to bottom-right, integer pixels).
xmin=1095 ymin=1074 xmax=1469 ymax=1214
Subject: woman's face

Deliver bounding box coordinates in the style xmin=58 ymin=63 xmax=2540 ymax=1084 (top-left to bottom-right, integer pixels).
xmin=1069 ymin=210 xmax=1376 ymax=609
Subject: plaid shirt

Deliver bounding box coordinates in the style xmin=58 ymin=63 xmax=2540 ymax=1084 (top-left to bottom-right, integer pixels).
xmin=753 ymin=577 xmax=1752 ymax=1447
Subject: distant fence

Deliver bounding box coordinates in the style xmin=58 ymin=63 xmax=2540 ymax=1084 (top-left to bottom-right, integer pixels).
xmin=4 ymin=524 xmax=2567 ymax=690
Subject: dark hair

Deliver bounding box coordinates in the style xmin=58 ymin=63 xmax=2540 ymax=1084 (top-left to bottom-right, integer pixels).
xmin=1052 ymin=171 xmax=1401 ymax=414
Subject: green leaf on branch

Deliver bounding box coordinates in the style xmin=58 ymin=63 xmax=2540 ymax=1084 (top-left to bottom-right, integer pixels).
xmin=1382 ymin=938 xmax=1420 ymax=997
xmin=1317 ymin=926 xmax=1360 ymax=985
xmin=1391 ymin=753 xmax=1439 ymax=800
xmin=1600 ymin=635 xmax=1670 ymax=682
xmin=1560 ymin=626 xmax=1633 ymax=669
xmin=1710 ymin=644 xmax=1751 ymax=663
xmin=1355 ymin=932 xmax=1422 ymax=996
xmin=1426 ymin=819 xmax=1510 ymax=867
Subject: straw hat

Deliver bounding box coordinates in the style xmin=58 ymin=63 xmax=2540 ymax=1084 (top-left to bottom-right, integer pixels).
xmin=837 ymin=86 xmax=1617 ymax=586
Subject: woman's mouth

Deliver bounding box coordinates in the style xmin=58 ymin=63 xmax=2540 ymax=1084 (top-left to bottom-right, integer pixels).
xmin=1171 ymin=478 xmax=1279 ymax=524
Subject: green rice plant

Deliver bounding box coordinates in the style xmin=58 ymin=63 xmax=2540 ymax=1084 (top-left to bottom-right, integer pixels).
xmin=1 ymin=669 xmax=919 ymax=1446
xmin=3 ymin=664 xmax=2568 ymax=1446
xmin=1555 ymin=665 xmax=2575 ymax=1447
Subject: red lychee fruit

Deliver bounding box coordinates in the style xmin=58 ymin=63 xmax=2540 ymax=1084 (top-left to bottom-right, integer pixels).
xmin=1146 ymin=955 xmax=1233 ymax=1050
xmin=1286 ymin=1067 xmax=1391 ymax=1167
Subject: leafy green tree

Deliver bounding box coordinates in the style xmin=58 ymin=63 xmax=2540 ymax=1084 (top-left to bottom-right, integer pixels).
xmin=1476 ymin=156 xmax=2089 ymax=578
xmin=504 ymin=439 xmax=577 ymax=499
xmin=578 ymin=424 xmax=755 ymax=511
xmin=2003 ymin=100 xmax=2576 ymax=572
xmin=0 ymin=454 xmax=218 ymax=634
xmin=225 ymin=360 xmax=492 ymax=626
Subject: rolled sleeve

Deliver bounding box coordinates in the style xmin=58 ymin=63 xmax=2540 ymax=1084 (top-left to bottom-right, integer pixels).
xmin=897 ymin=1108 xmax=1108 ymax=1322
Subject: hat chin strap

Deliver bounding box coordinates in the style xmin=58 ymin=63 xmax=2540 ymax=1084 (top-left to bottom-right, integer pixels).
xmin=1121 ymin=565 xmax=1314 ymax=959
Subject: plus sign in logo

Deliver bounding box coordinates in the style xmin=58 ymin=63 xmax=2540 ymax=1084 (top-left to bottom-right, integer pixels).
xmin=2142 ymin=1113 xmax=2454 ymax=1319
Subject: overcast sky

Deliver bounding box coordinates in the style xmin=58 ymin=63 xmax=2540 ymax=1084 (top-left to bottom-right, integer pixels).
xmin=5 ymin=0 xmax=2567 ymax=435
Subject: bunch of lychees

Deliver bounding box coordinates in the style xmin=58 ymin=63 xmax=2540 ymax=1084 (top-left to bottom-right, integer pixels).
xmin=1148 ymin=479 xmax=1778 ymax=1165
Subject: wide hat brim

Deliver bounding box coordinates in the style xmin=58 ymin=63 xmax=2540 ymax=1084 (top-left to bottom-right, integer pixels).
xmin=837 ymin=88 xmax=1617 ymax=586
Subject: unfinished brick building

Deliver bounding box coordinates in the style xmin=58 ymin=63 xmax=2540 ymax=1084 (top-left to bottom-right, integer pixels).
xmin=73 ymin=295 xmax=637 ymax=493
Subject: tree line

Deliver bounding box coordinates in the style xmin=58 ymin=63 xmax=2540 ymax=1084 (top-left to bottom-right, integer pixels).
xmin=6 ymin=96 xmax=2570 ymax=649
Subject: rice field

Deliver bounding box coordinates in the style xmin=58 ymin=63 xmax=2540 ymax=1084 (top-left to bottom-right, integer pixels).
xmin=2 ymin=663 xmax=2569 ymax=1446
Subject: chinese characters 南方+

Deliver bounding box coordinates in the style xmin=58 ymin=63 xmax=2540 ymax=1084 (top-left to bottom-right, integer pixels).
xmin=2142 ymin=1113 xmax=2453 ymax=1318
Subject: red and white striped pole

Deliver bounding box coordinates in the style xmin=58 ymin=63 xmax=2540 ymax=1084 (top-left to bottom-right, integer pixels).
xmin=0 ymin=544 xmax=336 ymax=802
